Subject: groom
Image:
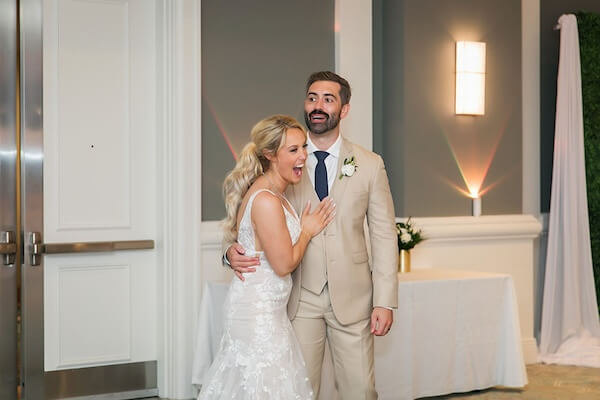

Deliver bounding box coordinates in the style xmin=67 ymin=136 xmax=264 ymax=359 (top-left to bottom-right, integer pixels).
xmin=226 ymin=71 xmax=398 ymax=399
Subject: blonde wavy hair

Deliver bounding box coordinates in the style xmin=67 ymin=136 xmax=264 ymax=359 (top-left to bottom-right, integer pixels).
xmin=222 ymin=115 xmax=306 ymax=243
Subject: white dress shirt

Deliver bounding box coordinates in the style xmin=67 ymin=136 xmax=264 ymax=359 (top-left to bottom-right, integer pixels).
xmin=306 ymin=134 xmax=342 ymax=192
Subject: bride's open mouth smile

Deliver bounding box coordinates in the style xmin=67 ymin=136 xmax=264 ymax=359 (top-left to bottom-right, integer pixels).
xmin=293 ymin=164 xmax=304 ymax=177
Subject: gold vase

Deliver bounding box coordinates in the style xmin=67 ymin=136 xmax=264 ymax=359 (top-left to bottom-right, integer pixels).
xmin=398 ymin=249 xmax=411 ymax=273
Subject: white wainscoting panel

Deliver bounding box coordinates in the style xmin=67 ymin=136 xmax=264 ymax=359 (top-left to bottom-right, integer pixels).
xmin=56 ymin=0 xmax=131 ymax=229
xmin=199 ymin=214 xmax=542 ymax=363
xmin=200 ymin=222 xmax=233 ymax=284
xmin=534 ymin=213 xmax=549 ymax=341
xmin=44 ymin=252 xmax=156 ymax=371
xmin=57 ymin=264 xmax=131 ymax=367
xmin=44 ymin=0 xmax=156 ymax=242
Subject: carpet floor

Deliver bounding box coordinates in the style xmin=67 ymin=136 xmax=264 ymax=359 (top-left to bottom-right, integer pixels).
xmin=153 ymin=363 xmax=600 ymax=400
xmin=423 ymin=363 xmax=600 ymax=399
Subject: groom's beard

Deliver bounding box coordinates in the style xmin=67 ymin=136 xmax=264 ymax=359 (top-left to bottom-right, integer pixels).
xmin=304 ymin=109 xmax=341 ymax=134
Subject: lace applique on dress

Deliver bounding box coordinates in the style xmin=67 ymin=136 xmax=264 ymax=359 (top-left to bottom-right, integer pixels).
xmin=198 ymin=189 xmax=313 ymax=400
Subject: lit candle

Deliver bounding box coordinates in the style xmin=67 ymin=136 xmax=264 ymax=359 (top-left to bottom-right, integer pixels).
xmin=472 ymin=197 xmax=482 ymax=217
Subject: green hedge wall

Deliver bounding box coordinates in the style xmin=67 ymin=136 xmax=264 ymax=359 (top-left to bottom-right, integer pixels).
xmin=576 ymin=11 xmax=600 ymax=313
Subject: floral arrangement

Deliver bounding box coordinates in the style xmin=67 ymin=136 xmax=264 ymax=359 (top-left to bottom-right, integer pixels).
xmin=396 ymin=218 xmax=424 ymax=251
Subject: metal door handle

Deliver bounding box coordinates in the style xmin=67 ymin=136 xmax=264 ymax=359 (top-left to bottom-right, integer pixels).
xmin=28 ymin=232 xmax=154 ymax=266
xmin=1 ymin=231 xmax=16 ymax=266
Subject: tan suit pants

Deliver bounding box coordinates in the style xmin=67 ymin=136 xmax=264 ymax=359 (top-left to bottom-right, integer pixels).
xmin=291 ymin=285 xmax=376 ymax=400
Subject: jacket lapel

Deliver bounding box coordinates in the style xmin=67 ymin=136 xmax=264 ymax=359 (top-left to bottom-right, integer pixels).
xmin=289 ymin=165 xmax=319 ymax=214
xmin=330 ymin=138 xmax=353 ymax=205
xmin=303 ymin=165 xmax=320 ymax=205
xmin=290 ymin=138 xmax=352 ymax=212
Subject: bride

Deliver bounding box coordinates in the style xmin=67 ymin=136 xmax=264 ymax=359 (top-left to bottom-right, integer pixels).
xmin=198 ymin=115 xmax=335 ymax=399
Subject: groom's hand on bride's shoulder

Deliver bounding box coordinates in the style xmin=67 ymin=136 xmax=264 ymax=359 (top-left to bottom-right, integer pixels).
xmin=227 ymin=243 xmax=260 ymax=281
xmin=370 ymin=307 xmax=393 ymax=336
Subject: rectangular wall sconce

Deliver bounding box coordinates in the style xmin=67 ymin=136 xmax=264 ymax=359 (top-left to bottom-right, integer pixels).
xmin=455 ymin=41 xmax=486 ymax=115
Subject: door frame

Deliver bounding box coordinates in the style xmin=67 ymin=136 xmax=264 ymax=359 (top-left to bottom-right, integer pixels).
xmin=0 ymin=0 xmax=18 ymax=398
xmin=155 ymin=1 xmax=203 ymax=398
xmin=20 ymin=0 xmax=44 ymax=398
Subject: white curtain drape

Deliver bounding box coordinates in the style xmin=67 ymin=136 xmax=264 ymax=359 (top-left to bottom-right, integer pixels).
xmin=539 ymin=14 xmax=600 ymax=367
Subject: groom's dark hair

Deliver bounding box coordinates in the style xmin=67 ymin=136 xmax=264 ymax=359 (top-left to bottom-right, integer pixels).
xmin=306 ymin=71 xmax=352 ymax=105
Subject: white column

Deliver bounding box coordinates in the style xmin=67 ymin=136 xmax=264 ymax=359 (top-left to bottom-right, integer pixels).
xmin=335 ymin=0 xmax=373 ymax=150
xmin=156 ymin=1 xmax=202 ymax=398
xmin=522 ymin=0 xmax=540 ymax=216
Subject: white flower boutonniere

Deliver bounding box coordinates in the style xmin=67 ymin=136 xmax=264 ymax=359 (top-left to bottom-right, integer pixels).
xmin=339 ymin=156 xmax=357 ymax=179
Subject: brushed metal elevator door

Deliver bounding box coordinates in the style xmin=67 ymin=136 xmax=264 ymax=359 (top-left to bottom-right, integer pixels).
xmin=0 ymin=1 xmax=18 ymax=399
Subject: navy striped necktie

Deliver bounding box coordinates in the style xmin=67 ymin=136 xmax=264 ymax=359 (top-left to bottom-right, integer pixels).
xmin=314 ymin=151 xmax=329 ymax=201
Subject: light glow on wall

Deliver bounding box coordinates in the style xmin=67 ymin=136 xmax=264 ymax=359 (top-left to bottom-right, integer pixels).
xmin=439 ymin=113 xmax=511 ymax=209
xmin=455 ymin=41 xmax=486 ymax=115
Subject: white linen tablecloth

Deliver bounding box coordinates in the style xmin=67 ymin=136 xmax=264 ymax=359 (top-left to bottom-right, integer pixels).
xmin=375 ymin=269 xmax=527 ymax=399
xmin=193 ymin=269 xmax=527 ymax=399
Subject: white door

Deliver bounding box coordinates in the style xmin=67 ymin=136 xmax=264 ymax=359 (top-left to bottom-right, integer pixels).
xmin=21 ymin=0 xmax=159 ymax=398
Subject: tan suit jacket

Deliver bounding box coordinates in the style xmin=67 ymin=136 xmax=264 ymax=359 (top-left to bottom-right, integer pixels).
xmin=222 ymin=138 xmax=398 ymax=326
xmin=286 ymin=138 xmax=398 ymax=325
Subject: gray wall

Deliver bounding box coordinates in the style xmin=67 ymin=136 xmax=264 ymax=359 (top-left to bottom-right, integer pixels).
xmin=374 ymin=0 xmax=522 ymax=217
xmin=540 ymin=0 xmax=600 ymax=213
xmin=201 ymin=0 xmax=334 ymax=220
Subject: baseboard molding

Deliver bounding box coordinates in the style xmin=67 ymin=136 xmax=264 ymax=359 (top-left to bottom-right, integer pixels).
xmin=522 ymin=337 xmax=539 ymax=364
xmin=62 ymin=389 xmax=159 ymax=400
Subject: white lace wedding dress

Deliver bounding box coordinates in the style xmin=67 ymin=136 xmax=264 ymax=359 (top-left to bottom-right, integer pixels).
xmin=198 ymin=189 xmax=314 ymax=400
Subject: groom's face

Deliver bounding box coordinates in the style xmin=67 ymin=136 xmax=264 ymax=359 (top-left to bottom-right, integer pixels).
xmin=304 ymin=81 xmax=348 ymax=135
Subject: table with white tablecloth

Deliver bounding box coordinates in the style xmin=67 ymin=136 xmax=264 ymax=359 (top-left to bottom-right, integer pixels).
xmin=193 ymin=269 xmax=527 ymax=399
